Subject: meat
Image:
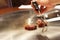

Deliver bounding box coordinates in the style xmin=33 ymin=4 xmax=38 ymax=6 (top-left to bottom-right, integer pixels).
xmin=24 ymin=24 xmax=37 ymax=30
xmin=36 ymin=19 xmax=47 ymax=28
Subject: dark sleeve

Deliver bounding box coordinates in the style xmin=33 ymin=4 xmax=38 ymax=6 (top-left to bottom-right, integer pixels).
xmin=12 ymin=0 xmax=32 ymax=7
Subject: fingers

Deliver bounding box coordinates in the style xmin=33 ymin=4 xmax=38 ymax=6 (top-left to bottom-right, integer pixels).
xmin=31 ymin=0 xmax=47 ymax=14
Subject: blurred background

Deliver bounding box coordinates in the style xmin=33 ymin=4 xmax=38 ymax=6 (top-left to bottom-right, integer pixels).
xmin=0 ymin=0 xmax=31 ymax=8
xmin=0 ymin=0 xmax=60 ymax=40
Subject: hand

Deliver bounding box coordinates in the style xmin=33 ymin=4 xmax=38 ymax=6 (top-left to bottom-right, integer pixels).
xmin=31 ymin=0 xmax=54 ymax=14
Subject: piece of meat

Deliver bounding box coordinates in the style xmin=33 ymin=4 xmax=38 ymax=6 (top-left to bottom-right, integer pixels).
xmin=36 ymin=19 xmax=47 ymax=28
xmin=24 ymin=24 xmax=37 ymax=30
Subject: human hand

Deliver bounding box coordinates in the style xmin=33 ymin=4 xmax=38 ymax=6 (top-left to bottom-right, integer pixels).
xmin=31 ymin=0 xmax=54 ymax=14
